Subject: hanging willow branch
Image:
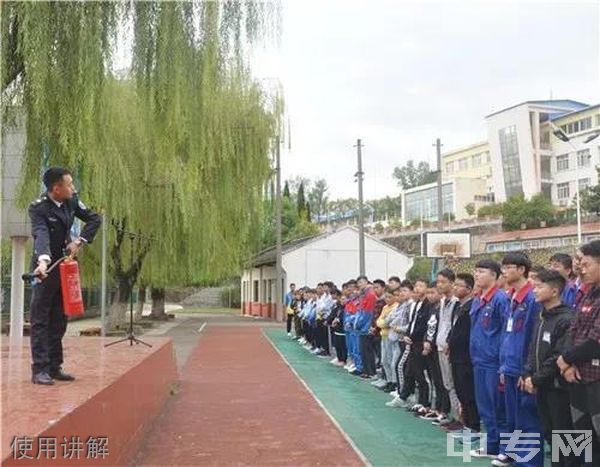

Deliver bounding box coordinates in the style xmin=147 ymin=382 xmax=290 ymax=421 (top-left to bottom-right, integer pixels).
xmin=2 ymin=1 xmax=283 ymax=300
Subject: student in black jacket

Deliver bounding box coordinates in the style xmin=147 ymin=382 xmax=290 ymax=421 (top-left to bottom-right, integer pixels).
xmin=395 ymin=279 xmax=432 ymax=409
xmin=446 ymin=273 xmax=480 ymax=434
xmin=328 ymin=288 xmax=347 ymax=366
xmin=524 ymin=269 xmax=577 ymax=467
xmin=421 ymin=282 xmax=449 ymax=420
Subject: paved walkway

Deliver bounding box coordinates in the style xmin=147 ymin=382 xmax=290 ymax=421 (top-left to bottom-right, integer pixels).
xmin=134 ymin=326 xmax=362 ymax=466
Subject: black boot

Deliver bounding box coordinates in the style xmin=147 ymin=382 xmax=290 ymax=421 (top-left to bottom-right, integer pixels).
xmin=50 ymin=368 xmax=75 ymax=381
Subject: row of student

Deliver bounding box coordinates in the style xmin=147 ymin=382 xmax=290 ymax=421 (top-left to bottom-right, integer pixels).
xmin=284 ymin=240 xmax=600 ymax=467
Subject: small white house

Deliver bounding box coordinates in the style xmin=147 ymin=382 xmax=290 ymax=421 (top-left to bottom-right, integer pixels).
xmin=241 ymin=226 xmax=413 ymax=320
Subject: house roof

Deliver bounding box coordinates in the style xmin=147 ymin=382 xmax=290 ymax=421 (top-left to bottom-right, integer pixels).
xmin=484 ymin=222 xmax=600 ymax=244
xmin=442 ymin=141 xmax=489 ymax=158
xmin=248 ymin=225 xmax=409 ymax=268
xmin=250 ymin=233 xmax=324 ymax=267
xmin=549 ymin=103 xmax=600 ymax=122
xmin=485 ymin=100 xmax=589 ymax=119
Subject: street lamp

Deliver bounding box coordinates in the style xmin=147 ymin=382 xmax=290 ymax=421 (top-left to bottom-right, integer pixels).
xmin=550 ymin=123 xmax=600 ymax=243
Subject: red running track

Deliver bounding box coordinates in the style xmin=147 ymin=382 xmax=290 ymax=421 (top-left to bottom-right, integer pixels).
xmin=134 ymin=326 xmax=363 ymax=466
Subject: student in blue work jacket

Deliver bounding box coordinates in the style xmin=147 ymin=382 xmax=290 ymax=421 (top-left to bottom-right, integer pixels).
xmin=549 ymin=253 xmax=577 ymax=309
xmin=353 ymin=275 xmax=378 ymax=378
xmin=343 ymin=280 xmax=360 ymax=373
xmin=469 ymin=259 xmax=510 ymax=459
xmin=497 ymin=252 xmax=543 ymax=467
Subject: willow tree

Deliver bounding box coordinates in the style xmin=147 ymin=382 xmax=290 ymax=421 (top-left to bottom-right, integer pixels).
xmin=2 ymin=1 xmax=282 ymax=329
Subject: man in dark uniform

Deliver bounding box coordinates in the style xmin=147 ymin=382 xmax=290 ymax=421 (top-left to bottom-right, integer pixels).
xmin=29 ymin=167 xmax=102 ymax=385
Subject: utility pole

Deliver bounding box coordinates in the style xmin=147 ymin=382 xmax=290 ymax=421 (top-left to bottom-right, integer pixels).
xmin=275 ymin=136 xmax=283 ymax=322
xmin=354 ymin=139 xmax=366 ymax=276
xmin=434 ymin=138 xmax=444 ymax=231
xmin=100 ymin=213 xmax=107 ymax=336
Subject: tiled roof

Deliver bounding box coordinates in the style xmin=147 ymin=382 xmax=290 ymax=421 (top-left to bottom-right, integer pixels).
xmin=485 ymin=222 xmax=600 ymax=244
xmin=485 ymin=100 xmax=589 ymax=118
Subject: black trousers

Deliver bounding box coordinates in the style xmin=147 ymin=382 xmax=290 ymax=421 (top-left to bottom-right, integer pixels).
xmin=393 ymin=341 xmax=408 ymax=390
xmin=538 ymin=388 xmax=580 ymax=467
xmin=303 ymin=321 xmax=313 ymax=345
xmin=334 ymin=333 xmax=347 ymax=363
xmin=286 ymin=314 xmax=293 ymax=333
xmin=372 ymin=335 xmax=382 ymax=368
xmin=294 ymin=315 xmax=303 ymax=337
xmin=30 ymin=270 xmax=68 ymax=375
xmin=400 ymin=342 xmax=430 ymax=406
xmin=359 ymin=335 xmax=377 ymax=376
xmin=316 ymin=322 xmax=330 ymax=353
xmin=569 ymin=380 xmax=600 ymax=466
xmin=452 ymin=361 xmax=480 ymax=431
xmin=426 ymin=348 xmax=450 ymax=414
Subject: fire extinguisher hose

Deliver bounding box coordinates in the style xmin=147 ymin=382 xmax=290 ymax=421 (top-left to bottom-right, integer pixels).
xmin=21 ymin=256 xmax=70 ymax=282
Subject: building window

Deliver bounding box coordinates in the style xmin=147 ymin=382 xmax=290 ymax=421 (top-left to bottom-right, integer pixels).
xmin=562 ymin=237 xmax=578 ymax=246
xmin=563 ymin=117 xmax=593 ymax=134
xmin=472 ymin=154 xmax=482 ymax=167
xmin=523 ymin=240 xmax=541 ymax=249
xmin=474 ymin=193 xmax=495 ymax=203
xmin=459 ymin=158 xmax=468 ymax=171
xmin=568 ymin=121 xmax=579 ymax=133
xmin=445 ymin=161 xmax=454 ymax=174
xmin=544 ymin=238 xmax=563 ymax=247
xmin=540 ymin=131 xmax=550 ymax=148
xmin=557 ymin=182 xmax=570 ymax=200
xmin=580 ymin=117 xmax=592 ymax=131
xmin=541 ymin=182 xmax=552 ymax=200
xmin=486 ymin=152 xmax=491 ymax=163
xmin=253 ymin=280 xmax=259 ymax=302
xmin=577 ymin=149 xmax=591 ymax=168
xmin=541 ymin=157 xmax=552 ymax=179
xmin=266 ymin=279 xmax=273 ymax=302
xmin=556 ymin=154 xmax=570 ymax=172
xmin=596 ymin=114 xmax=600 ymax=127
xmin=579 ymin=178 xmax=591 ymax=190
xmin=404 ymin=183 xmax=454 ymax=224
xmin=499 ymin=125 xmax=523 ymax=198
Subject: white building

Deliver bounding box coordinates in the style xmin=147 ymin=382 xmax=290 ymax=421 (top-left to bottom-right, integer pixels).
xmin=484 ymin=99 xmax=598 ymax=203
xmin=401 ymin=177 xmax=488 ymax=226
xmin=543 ymin=105 xmax=600 ymax=206
xmin=240 ymin=226 xmax=413 ymax=320
xmin=401 ymin=99 xmax=600 ymax=224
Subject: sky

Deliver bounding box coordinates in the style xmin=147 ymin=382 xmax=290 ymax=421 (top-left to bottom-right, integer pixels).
xmin=253 ymin=0 xmax=600 ymax=201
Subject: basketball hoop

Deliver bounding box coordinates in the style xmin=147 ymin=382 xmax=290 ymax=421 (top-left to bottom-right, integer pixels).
xmin=425 ymin=232 xmax=471 ymax=259
xmin=443 ymin=252 xmax=456 ymax=266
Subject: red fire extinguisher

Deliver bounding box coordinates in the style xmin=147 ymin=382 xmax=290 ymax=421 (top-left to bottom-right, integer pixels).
xmin=60 ymin=259 xmax=85 ymax=317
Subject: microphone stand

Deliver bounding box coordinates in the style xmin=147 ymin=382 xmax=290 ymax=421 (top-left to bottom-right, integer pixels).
xmin=105 ymin=231 xmax=152 ymax=348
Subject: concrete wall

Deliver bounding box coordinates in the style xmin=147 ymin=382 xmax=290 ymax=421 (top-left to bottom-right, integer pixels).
xmin=453 ymin=178 xmax=488 ymax=219
xmin=241 ymin=265 xmax=281 ymax=319
xmin=486 ymin=105 xmax=535 ymax=202
xmin=546 ymin=110 xmax=600 ymax=206
xmin=282 ymin=228 xmax=413 ymax=287
xmin=2 ymin=115 xmax=30 ymax=238
xmin=442 ymin=141 xmax=491 ymax=181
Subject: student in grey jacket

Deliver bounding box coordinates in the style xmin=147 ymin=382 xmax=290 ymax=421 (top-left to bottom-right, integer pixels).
xmin=385 ymin=284 xmax=413 ymax=394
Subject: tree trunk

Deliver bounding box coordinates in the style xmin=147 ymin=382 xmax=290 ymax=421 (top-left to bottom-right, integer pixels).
xmin=107 ymin=276 xmax=132 ymax=331
xmin=150 ymin=287 xmax=167 ymax=320
xmin=135 ymin=285 xmax=146 ymax=321
xmin=106 ymin=218 xmax=152 ymax=331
